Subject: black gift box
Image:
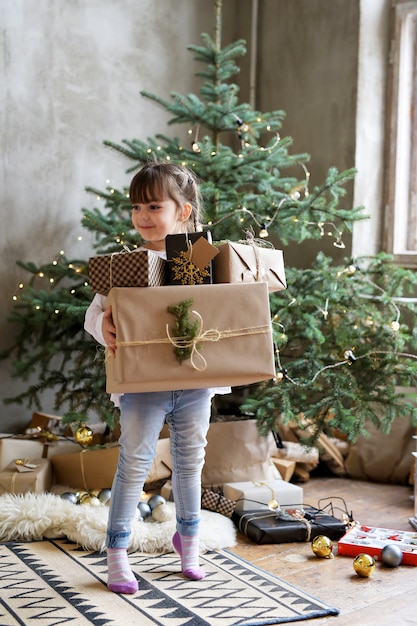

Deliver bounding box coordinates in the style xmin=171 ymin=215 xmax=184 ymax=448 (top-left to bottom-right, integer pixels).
xmin=165 ymin=232 xmax=217 ymax=285
xmin=232 ymin=507 xmax=349 ymax=545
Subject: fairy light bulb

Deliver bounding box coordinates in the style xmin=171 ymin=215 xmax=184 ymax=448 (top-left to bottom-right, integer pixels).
xmin=259 ymin=223 xmax=269 ymax=238
xmin=344 ymin=349 xmax=356 ymax=364
xmin=391 ymin=321 xmax=400 ymax=331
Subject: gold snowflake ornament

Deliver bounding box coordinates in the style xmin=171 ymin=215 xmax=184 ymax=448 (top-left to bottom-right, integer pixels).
xmin=172 ymin=251 xmax=210 ymax=285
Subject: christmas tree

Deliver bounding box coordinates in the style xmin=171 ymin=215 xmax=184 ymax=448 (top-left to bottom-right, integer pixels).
xmin=2 ymin=0 xmax=417 ymax=443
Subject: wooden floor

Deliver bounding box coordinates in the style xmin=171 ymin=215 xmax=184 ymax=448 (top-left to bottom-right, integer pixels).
xmin=228 ymin=476 xmax=417 ymax=626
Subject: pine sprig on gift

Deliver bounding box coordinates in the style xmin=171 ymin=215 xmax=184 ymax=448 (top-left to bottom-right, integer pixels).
xmin=167 ymin=299 xmax=201 ymax=364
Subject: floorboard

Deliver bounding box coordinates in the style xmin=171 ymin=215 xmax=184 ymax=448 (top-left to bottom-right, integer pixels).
xmin=228 ymin=477 xmax=417 ymax=625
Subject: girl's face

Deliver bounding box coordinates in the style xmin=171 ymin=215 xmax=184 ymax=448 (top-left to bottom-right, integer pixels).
xmin=131 ymin=197 xmax=191 ymax=251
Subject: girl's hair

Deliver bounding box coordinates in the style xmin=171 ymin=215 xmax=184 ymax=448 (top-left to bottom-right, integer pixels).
xmin=129 ymin=162 xmax=203 ymax=232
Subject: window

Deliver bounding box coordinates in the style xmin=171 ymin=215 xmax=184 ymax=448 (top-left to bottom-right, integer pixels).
xmin=384 ymin=0 xmax=417 ymax=266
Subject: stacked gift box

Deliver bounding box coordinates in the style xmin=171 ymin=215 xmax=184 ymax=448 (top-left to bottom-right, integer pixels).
xmin=87 ymin=232 xmax=286 ymax=394
xmin=89 ymin=233 xmax=286 ymax=294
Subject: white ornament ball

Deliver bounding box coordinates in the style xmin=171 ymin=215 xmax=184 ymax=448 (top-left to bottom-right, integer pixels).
xmin=151 ymin=503 xmax=172 ymax=523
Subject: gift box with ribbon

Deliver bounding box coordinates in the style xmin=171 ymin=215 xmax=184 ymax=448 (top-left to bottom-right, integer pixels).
xmin=165 ymin=232 xmax=219 ymax=285
xmin=223 ymin=479 xmax=304 ymax=512
xmin=232 ymin=506 xmax=349 ymax=545
xmin=212 ymin=241 xmax=286 ymax=293
xmin=105 ymin=282 xmax=275 ymax=393
xmin=50 ymin=439 xmax=172 ymax=491
xmin=0 ymin=433 xmax=81 ymax=471
xmin=51 ymin=445 xmax=120 ymax=491
xmin=89 ymin=248 xmax=166 ymax=296
xmin=0 ymin=458 xmax=52 ymax=495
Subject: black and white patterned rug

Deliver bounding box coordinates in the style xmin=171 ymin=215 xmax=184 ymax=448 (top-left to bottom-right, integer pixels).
xmin=0 ymin=539 xmax=339 ymax=625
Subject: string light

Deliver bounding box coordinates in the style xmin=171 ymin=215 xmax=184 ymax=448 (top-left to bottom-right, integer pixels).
xmin=191 ymin=126 xmax=201 ymax=153
xmin=258 ymin=223 xmax=269 ymax=238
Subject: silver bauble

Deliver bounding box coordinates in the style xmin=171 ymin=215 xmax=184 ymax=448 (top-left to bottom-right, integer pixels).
xmin=60 ymin=492 xmax=78 ymax=504
xmin=381 ymin=544 xmax=403 ymax=567
xmin=137 ymin=501 xmax=152 ymax=519
xmin=98 ymin=488 xmax=112 ymax=505
xmin=147 ymin=494 xmax=166 ymax=510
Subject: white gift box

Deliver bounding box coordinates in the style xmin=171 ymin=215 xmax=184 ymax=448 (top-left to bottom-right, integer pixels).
xmin=0 ymin=435 xmax=81 ymax=471
xmin=223 ymin=479 xmax=304 ymax=512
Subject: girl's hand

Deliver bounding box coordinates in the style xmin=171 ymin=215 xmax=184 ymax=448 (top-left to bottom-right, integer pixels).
xmin=102 ymin=306 xmax=117 ymax=356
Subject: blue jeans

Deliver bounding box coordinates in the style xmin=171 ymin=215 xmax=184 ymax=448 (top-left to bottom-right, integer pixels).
xmin=106 ymin=388 xmax=212 ymax=549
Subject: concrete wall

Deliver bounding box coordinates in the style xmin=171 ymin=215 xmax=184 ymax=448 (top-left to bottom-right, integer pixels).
xmin=0 ymin=0 xmax=390 ymax=432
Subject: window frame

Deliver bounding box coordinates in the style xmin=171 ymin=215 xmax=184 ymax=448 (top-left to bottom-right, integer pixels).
xmin=384 ymin=0 xmax=417 ymax=266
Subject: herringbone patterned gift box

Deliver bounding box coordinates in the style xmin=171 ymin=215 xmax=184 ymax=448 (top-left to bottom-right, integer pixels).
xmin=89 ymin=249 xmax=166 ymax=296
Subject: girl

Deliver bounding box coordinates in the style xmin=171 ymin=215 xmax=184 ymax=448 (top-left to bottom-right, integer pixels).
xmin=84 ymin=162 xmax=228 ymax=594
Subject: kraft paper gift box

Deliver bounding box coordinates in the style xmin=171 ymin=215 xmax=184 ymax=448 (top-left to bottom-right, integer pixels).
xmin=51 ymin=439 xmax=171 ymax=491
xmin=232 ymin=507 xmax=349 ymax=545
xmin=223 ymin=479 xmax=304 ymax=512
xmin=89 ymin=248 xmax=166 ymax=296
xmin=165 ymin=232 xmax=218 ymax=285
xmin=0 ymin=458 xmax=52 ymax=495
xmin=212 ymin=241 xmax=286 ymax=293
xmin=105 ymin=282 xmax=275 ymax=393
xmin=51 ymin=446 xmax=120 ymax=490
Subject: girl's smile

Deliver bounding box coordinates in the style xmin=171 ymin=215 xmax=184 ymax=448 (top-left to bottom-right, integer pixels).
xmin=131 ymin=198 xmax=192 ymax=251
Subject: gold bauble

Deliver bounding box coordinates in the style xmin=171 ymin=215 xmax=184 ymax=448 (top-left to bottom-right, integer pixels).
xmin=76 ymin=491 xmax=88 ymax=503
xmin=78 ymin=493 xmax=101 ymax=506
xmin=75 ymin=424 xmax=93 ymax=445
xmin=311 ymin=535 xmax=334 ymax=558
xmin=353 ymin=553 xmax=376 ymax=577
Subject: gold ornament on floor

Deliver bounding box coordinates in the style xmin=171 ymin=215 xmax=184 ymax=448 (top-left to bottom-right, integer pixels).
xmin=311 ymin=535 xmax=334 ymax=558
xmin=78 ymin=492 xmax=101 ymax=506
xmin=75 ymin=424 xmax=93 ymax=446
xmin=353 ymin=553 xmax=376 ymax=577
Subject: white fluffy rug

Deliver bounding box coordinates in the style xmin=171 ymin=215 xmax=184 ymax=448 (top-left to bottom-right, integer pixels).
xmin=0 ymin=492 xmax=236 ymax=553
